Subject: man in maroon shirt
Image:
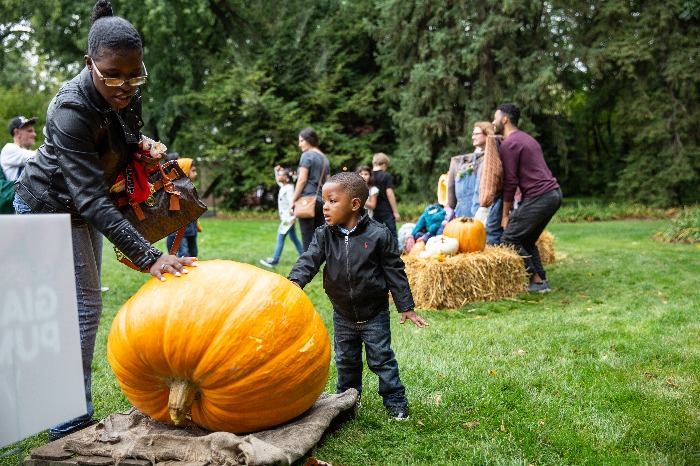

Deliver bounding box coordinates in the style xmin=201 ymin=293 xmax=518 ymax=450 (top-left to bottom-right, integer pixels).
xmin=493 ymin=103 xmax=563 ymax=293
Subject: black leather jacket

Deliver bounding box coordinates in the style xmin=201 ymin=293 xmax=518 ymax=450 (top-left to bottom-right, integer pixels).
xmin=15 ymin=67 xmax=161 ymax=271
xmin=288 ymin=213 xmax=415 ymax=322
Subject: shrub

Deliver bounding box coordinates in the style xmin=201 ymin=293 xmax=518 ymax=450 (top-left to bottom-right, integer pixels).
xmin=653 ymin=205 xmax=700 ymax=244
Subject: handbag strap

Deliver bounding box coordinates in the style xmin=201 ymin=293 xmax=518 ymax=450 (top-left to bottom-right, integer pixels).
xmin=312 ymin=154 xmax=326 ymax=198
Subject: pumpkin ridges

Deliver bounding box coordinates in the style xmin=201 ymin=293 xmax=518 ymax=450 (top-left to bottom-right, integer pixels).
xmin=190 ymin=313 xmax=329 ymax=430
xmin=191 ymin=278 xmax=317 ymax=388
xmin=194 ymin=294 xmax=315 ymax=390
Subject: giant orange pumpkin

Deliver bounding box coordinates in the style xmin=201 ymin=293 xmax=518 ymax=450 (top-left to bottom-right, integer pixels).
xmin=107 ymin=260 xmax=331 ymax=434
xmin=442 ymin=217 xmax=487 ymax=253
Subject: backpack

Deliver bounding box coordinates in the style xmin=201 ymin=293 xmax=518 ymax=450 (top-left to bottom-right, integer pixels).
xmin=0 ymin=169 xmax=15 ymax=214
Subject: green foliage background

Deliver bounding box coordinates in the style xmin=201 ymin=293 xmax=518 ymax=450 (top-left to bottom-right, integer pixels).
xmin=0 ymin=0 xmax=698 ymax=207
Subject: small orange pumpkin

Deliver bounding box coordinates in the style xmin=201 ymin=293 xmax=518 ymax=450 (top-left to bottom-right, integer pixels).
xmin=408 ymin=238 xmax=426 ymax=256
xmin=442 ymin=217 xmax=487 ymax=253
xmin=107 ymin=260 xmax=331 ymax=434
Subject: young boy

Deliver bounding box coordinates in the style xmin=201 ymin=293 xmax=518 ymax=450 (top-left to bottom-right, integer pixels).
xmin=288 ymin=171 xmax=428 ymax=420
xmin=371 ymin=152 xmax=401 ymax=239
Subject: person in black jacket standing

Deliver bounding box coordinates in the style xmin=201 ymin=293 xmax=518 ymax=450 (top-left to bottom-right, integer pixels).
xmin=288 ymin=172 xmax=428 ymax=421
xmin=13 ymin=1 xmax=195 ymax=441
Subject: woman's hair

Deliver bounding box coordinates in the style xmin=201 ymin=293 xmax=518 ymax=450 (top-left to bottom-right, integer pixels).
xmin=355 ymin=165 xmax=374 ymax=186
xmin=299 ymin=127 xmax=319 ymax=148
xmin=473 ymin=121 xmax=495 ymax=137
xmin=87 ymin=1 xmax=142 ymax=58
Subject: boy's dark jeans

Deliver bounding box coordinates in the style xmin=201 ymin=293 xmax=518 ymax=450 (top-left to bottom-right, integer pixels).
xmin=501 ymin=188 xmax=562 ymax=279
xmin=333 ymin=310 xmax=407 ymax=407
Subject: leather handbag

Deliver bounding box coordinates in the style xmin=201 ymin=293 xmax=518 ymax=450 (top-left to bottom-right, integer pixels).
xmin=110 ymin=160 xmax=208 ymax=269
xmin=293 ymin=195 xmax=317 ymax=219
xmin=294 ymin=156 xmax=326 ymax=219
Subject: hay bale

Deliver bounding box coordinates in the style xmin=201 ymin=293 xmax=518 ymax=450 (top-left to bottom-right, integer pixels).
xmin=403 ymin=245 xmax=528 ymax=310
xmin=536 ymin=230 xmax=556 ymax=265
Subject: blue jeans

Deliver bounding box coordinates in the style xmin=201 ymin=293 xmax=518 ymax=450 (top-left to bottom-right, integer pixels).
xmin=502 ymin=188 xmax=562 ymax=280
xmin=486 ymin=194 xmax=504 ymax=245
xmin=14 ymin=194 xmax=102 ymax=437
xmin=333 ymin=311 xmax=407 ymax=407
xmin=272 ymin=223 xmax=303 ymax=261
xmin=166 ymin=234 xmax=198 ymax=257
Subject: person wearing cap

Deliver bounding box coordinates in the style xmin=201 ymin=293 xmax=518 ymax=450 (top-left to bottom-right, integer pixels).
xmin=1 ymin=115 xmax=38 ymax=181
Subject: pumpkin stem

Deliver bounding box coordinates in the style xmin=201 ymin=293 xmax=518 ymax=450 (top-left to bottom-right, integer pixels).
xmin=168 ymin=378 xmax=199 ymax=425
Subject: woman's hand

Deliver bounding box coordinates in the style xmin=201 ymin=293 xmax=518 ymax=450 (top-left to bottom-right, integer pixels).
xmin=150 ymin=255 xmax=198 ymax=281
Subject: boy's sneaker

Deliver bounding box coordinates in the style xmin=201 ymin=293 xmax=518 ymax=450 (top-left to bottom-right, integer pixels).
xmin=386 ymin=405 xmax=410 ymax=421
xmin=259 ymin=257 xmax=278 ymax=267
xmin=528 ymin=280 xmax=551 ymax=293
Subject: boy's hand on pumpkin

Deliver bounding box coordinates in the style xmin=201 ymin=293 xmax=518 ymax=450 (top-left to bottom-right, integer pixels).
xmin=400 ymin=310 xmax=429 ymax=328
xmin=150 ymin=255 xmax=197 ymax=281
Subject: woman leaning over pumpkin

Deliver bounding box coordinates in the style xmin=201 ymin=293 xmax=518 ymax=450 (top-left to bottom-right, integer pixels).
xmin=444 ymin=121 xmax=504 ymax=245
xmin=13 ymin=0 xmax=194 ymax=441
xmin=290 ymin=127 xmax=331 ymax=251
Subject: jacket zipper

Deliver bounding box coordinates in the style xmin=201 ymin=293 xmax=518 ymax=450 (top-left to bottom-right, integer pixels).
xmin=345 ymin=235 xmax=359 ymax=321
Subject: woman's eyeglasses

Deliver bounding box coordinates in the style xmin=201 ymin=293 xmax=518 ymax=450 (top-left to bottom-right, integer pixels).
xmin=90 ymin=58 xmax=148 ymax=87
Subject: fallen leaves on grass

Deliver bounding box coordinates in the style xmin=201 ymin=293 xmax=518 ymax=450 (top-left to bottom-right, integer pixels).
xmin=538 ymin=419 xmax=546 ymax=426
xmin=666 ymin=377 xmax=679 ymax=388
xmin=645 ymin=372 xmax=656 ymax=378
xmin=433 ymin=393 xmax=442 ymax=406
xmin=417 ymin=420 xmax=425 ymax=427
xmin=304 ymin=458 xmax=332 ymax=466
xmin=516 ymin=349 xmax=527 ymax=355
xmin=490 ymin=369 xmax=497 ymax=375
xmin=462 ymin=420 xmax=480 ymax=428
xmin=500 ymin=419 xmax=507 ymax=432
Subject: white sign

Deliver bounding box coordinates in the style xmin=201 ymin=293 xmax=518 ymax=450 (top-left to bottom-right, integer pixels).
xmin=0 ymin=214 xmax=86 ymax=447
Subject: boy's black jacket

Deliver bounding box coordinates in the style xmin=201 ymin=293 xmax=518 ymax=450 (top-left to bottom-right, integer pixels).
xmin=288 ymin=213 xmax=415 ymax=322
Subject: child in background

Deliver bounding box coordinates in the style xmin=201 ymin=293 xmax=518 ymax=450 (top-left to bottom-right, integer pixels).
xmin=260 ymin=166 xmax=304 ymax=267
xmin=356 ymin=165 xmax=379 ymax=218
xmin=288 ymin=172 xmax=428 ymax=420
xmin=166 ymin=158 xmax=201 ymax=258
xmin=371 ymin=152 xmax=400 ymax=239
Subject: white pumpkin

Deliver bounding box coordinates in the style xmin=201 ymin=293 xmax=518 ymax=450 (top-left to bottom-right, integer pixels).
xmin=423 ymin=235 xmax=459 ymax=256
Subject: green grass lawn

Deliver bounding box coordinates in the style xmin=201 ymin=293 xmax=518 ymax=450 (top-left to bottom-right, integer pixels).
xmin=3 ymin=219 xmax=699 ymax=465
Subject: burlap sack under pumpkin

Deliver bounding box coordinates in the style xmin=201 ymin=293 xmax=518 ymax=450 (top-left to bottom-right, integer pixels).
xmin=50 ymin=390 xmax=357 ymax=466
